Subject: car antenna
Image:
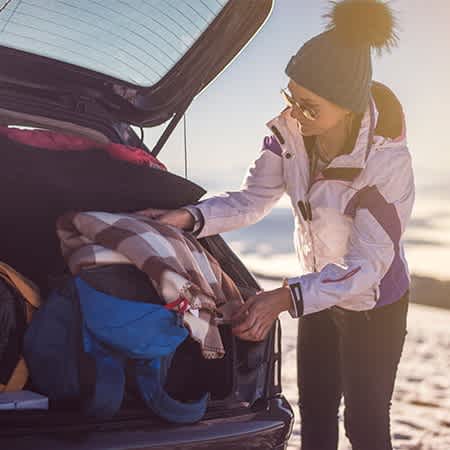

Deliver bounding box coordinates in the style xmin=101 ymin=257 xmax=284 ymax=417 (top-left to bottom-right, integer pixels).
xmin=152 ymin=96 xmax=193 ymax=159
xmin=183 ymin=113 xmax=188 ymax=179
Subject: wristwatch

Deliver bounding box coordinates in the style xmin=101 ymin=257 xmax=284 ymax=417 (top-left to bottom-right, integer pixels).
xmin=282 ymin=277 xmax=304 ymax=318
xmin=180 ymin=205 xmax=204 ymax=236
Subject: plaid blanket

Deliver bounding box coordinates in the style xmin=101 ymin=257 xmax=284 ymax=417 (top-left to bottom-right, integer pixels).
xmin=56 ymin=211 xmax=244 ymax=359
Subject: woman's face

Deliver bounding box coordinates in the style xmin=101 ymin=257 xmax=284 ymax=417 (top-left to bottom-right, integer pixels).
xmin=287 ymin=80 xmax=350 ymax=137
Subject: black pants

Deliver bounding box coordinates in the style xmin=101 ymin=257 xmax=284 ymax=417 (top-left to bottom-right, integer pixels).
xmin=297 ymin=291 xmax=409 ymax=450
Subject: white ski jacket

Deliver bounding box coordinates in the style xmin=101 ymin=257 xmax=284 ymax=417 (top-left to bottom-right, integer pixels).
xmin=188 ymin=83 xmax=415 ymax=317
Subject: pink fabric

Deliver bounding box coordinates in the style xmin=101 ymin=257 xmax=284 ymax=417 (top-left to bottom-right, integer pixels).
xmin=0 ymin=126 xmax=166 ymax=170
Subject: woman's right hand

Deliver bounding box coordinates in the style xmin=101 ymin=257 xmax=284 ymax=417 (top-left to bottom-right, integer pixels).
xmin=137 ymin=208 xmax=195 ymax=231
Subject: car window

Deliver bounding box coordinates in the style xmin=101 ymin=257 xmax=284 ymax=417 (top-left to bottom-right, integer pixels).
xmin=0 ymin=0 xmax=228 ymax=86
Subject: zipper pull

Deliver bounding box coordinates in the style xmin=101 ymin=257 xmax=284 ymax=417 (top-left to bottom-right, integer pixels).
xmin=297 ymin=200 xmax=313 ymax=221
xmin=297 ymin=200 xmax=308 ymax=221
xmin=306 ymin=201 xmax=313 ymax=221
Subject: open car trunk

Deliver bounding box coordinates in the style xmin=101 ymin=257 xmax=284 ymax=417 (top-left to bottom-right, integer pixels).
xmin=0 ymin=1 xmax=285 ymax=441
xmin=0 ymin=130 xmax=282 ymax=436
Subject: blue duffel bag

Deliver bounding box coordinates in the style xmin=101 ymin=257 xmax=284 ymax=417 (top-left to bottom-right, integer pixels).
xmin=24 ymin=271 xmax=208 ymax=423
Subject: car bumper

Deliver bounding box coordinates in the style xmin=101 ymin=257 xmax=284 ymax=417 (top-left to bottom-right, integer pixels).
xmin=2 ymin=396 xmax=294 ymax=450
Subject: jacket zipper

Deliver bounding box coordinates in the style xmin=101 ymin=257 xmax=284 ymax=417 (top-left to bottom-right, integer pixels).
xmin=302 ymin=151 xmax=320 ymax=273
xmin=297 ymin=198 xmax=317 ymax=272
xmin=303 ymin=149 xmax=344 ymax=272
xmin=282 ymin=100 xmax=376 ymax=277
xmin=307 ymin=204 xmax=318 ymax=272
xmin=307 ymin=202 xmax=317 ymax=273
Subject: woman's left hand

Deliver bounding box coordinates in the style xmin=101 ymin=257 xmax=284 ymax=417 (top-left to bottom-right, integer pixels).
xmin=231 ymin=286 xmax=292 ymax=341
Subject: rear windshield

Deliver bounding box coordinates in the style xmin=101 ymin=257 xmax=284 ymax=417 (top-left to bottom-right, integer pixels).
xmin=0 ymin=0 xmax=227 ymax=86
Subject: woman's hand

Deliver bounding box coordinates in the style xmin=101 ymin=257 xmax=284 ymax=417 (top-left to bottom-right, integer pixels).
xmin=231 ymin=286 xmax=293 ymax=341
xmin=137 ymin=208 xmax=195 ymax=231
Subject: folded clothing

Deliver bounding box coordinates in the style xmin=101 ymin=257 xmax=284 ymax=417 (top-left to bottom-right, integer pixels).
xmin=57 ymin=210 xmax=244 ymax=359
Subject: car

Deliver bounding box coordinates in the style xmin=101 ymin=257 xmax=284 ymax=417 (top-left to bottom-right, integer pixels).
xmin=0 ymin=1 xmax=294 ymax=449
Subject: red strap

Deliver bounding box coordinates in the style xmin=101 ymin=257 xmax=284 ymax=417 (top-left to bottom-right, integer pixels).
xmin=165 ymin=296 xmax=190 ymax=313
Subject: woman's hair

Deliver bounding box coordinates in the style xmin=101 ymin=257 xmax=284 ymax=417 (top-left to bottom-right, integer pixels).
xmin=303 ymin=111 xmax=363 ymax=158
xmin=345 ymin=112 xmax=364 ymax=154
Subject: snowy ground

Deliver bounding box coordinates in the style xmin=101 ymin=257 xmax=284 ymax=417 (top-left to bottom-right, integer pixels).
xmin=258 ymin=279 xmax=450 ymax=450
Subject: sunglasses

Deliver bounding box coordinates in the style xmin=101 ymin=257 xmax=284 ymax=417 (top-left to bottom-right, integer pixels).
xmin=280 ymin=87 xmax=318 ymax=121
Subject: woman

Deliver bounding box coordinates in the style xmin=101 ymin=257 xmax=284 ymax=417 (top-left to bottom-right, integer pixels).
xmin=150 ymin=1 xmax=414 ymax=449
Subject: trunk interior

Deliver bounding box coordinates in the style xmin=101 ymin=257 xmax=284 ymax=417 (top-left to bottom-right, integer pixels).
xmin=0 ymin=126 xmax=278 ymax=435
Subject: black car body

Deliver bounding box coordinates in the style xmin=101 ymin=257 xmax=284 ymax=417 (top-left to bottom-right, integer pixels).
xmin=0 ymin=1 xmax=294 ymax=448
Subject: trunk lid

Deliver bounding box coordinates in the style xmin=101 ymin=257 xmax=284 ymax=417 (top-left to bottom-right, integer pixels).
xmin=0 ymin=0 xmax=273 ymax=127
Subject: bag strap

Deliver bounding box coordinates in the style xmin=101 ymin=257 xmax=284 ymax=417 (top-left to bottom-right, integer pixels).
xmin=0 ymin=262 xmax=40 ymax=322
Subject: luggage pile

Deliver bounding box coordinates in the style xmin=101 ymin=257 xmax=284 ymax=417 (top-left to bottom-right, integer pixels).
xmin=0 ymin=127 xmax=242 ymax=424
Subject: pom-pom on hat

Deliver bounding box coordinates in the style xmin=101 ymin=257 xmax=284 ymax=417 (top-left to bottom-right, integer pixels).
xmin=285 ymin=0 xmax=398 ymax=113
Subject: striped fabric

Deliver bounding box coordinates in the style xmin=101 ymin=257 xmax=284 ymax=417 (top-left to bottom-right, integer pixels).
xmin=56 ymin=211 xmax=244 ymax=359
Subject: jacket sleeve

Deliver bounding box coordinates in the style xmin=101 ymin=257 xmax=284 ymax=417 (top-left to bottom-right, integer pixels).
xmin=189 ymin=136 xmax=286 ymax=238
xmin=287 ymin=150 xmax=415 ymax=316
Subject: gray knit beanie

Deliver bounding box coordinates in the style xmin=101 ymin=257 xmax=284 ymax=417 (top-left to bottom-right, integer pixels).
xmin=285 ymin=0 xmax=398 ymax=113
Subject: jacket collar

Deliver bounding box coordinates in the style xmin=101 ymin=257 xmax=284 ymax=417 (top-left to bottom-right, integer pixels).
xmin=266 ymin=96 xmax=379 ymax=181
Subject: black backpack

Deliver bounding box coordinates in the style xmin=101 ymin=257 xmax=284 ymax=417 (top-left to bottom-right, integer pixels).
xmin=0 ymin=266 xmax=39 ymax=393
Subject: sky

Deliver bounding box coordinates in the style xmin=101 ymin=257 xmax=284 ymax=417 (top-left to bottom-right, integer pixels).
xmin=144 ymin=0 xmax=450 ymax=206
